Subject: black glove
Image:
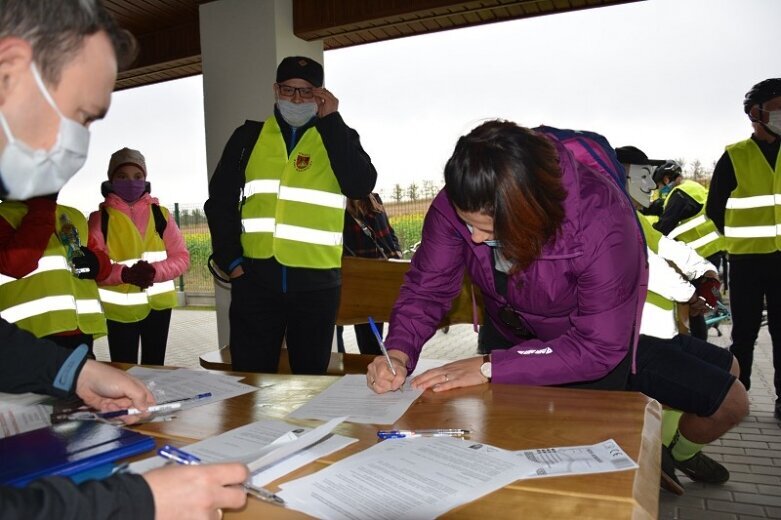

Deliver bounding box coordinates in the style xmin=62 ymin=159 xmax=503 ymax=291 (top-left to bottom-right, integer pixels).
xmin=72 ymin=246 xmax=100 ymax=279
xmin=121 ymin=260 xmax=156 ymax=289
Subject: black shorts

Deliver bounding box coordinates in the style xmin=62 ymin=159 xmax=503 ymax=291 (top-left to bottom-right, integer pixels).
xmin=628 ymin=334 xmax=736 ymax=417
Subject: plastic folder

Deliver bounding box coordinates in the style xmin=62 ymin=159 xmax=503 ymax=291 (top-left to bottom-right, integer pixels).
xmin=0 ymin=421 xmax=155 ymax=487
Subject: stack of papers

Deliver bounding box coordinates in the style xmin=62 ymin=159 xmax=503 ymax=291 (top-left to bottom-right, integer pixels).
xmin=278 ymin=437 xmax=638 ymax=520
xmin=0 ymin=392 xmax=53 ymax=439
xmin=129 ymin=417 xmax=356 ymax=486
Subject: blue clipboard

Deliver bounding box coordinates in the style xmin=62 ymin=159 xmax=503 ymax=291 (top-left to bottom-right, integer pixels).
xmin=0 ymin=421 xmax=155 ymax=487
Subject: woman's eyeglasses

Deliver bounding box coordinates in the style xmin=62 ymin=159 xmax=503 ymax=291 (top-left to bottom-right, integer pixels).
xmin=498 ymin=306 xmax=535 ymax=339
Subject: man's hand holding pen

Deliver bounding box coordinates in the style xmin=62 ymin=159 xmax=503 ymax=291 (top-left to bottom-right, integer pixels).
xmin=367 ymin=351 xmax=408 ymax=393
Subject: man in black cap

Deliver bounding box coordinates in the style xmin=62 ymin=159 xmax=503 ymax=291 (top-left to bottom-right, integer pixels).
xmin=205 ymin=56 xmax=377 ymax=375
xmin=707 ymin=78 xmax=781 ymax=421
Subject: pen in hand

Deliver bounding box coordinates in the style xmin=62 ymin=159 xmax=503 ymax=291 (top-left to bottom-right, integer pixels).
xmin=99 ymin=392 xmax=213 ymax=420
xmin=158 ymin=445 xmax=285 ymax=506
xmin=368 ymin=316 xmax=397 ymax=377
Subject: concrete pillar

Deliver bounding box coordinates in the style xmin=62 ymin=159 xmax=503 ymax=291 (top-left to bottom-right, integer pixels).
xmin=199 ymin=0 xmax=322 ymax=347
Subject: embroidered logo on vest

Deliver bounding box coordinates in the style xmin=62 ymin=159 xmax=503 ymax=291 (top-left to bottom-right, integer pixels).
xmin=295 ymin=153 xmax=312 ymax=171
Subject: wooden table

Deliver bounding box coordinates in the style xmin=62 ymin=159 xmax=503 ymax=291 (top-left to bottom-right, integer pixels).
xmin=131 ymin=365 xmax=661 ymax=519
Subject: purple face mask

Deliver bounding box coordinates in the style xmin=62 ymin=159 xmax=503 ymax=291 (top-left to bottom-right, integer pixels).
xmin=112 ymin=179 xmax=147 ymax=202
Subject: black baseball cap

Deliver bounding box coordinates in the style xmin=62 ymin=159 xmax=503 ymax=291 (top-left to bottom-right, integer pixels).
xmin=276 ymin=56 xmax=323 ymax=87
xmin=614 ymin=146 xmax=664 ymax=166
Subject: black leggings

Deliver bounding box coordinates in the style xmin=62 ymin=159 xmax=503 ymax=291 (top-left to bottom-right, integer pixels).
xmin=107 ymin=308 xmax=172 ymax=365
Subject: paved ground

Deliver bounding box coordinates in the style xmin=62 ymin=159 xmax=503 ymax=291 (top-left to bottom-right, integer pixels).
xmin=94 ymin=311 xmax=781 ymax=518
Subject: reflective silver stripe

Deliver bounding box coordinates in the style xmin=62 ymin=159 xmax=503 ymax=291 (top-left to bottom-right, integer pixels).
xmin=98 ymin=288 xmax=149 ymax=306
xmin=275 ymin=224 xmax=343 ymax=246
xmin=725 ymin=194 xmax=781 ymax=209
xmin=244 ymin=179 xmax=280 ymax=198
xmin=115 ymin=258 xmax=142 ymax=268
xmin=146 ymin=280 xmax=176 ymax=296
xmin=724 ymin=224 xmax=781 ymax=238
xmin=75 ymin=299 xmax=103 ymax=315
xmin=0 ymin=256 xmax=71 ymax=286
xmin=0 ymin=295 xmax=76 ymax=324
xmin=143 ymin=251 xmax=168 ymax=262
xmin=688 ymin=231 xmax=721 ymax=251
xmin=242 ymin=218 xmax=275 ymax=233
xmin=668 ymin=214 xmax=707 ymax=239
xmin=278 ymin=186 xmax=346 ymax=210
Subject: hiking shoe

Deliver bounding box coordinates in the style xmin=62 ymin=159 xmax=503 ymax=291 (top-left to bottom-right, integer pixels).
xmin=673 ymin=452 xmax=729 ymax=484
xmin=660 ymin=446 xmax=684 ymax=495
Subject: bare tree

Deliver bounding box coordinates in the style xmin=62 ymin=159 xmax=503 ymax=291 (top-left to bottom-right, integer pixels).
xmin=392 ymin=183 xmax=404 ymax=203
xmin=407 ymin=182 xmax=419 ymax=201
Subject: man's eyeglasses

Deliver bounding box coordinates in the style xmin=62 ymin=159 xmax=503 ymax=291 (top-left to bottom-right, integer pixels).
xmin=498 ymin=306 xmax=535 ymax=339
xmin=276 ymin=84 xmax=314 ymax=99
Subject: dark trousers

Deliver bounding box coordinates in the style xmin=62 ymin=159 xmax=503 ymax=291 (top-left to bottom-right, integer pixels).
xmin=45 ymin=333 xmax=95 ymax=359
xmin=229 ymin=275 xmax=340 ymax=374
xmin=107 ymin=308 xmax=172 ymax=365
xmin=336 ymin=323 xmax=384 ymax=355
xmin=728 ymin=253 xmax=781 ymax=399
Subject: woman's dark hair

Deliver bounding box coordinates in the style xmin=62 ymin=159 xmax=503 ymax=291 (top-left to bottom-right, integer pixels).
xmin=347 ymin=193 xmax=384 ymax=219
xmin=444 ymin=120 xmax=567 ymax=272
xmin=0 ymin=0 xmax=138 ymax=84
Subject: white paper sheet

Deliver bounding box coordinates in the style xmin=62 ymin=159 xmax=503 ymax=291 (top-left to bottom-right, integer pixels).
xmin=126 ymin=367 xmax=256 ymax=409
xmin=278 ymin=436 xmax=527 ymax=520
xmin=278 ymin=437 xmax=638 ymax=520
xmin=512 ymin=438 xmax=638 ymax=478
xmin=0 ymin=404 xmax=52 ymax=438
xmin=128 ymin=418 xmax=357 ymax=486
xmin=287 ymin=374 xmax=422 ymax=424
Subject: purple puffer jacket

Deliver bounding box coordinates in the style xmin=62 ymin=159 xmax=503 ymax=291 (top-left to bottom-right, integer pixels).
xmin=385 ymin=140 xmax=644 ymax=386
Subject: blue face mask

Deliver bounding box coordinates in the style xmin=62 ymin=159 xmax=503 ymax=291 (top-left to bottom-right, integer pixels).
xmin=659 ymin=183 xmax=673 ymax=196
xmin=465 ymin=224 xmax=501 ymax=247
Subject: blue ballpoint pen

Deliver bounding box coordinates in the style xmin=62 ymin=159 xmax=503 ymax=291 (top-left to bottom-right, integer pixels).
xmin=368 ymin=316 xmax=396 ymax=376
xmin=98 ymin=392 xmax=213 ymax=419
xmin=158 ymin=445 xmax=285 ymax=506
xmin=377 ymin=429 xmax=470 ymax=439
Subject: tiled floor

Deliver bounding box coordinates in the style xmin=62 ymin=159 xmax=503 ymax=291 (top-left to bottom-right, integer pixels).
xmin=94 ymin=311 xmax=781 ymax=519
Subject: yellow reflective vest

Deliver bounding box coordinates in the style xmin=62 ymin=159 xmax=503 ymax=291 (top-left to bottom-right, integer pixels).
xmin=724 ymin=138 xmax=781 ymax=254
xmin=664 ymin=180 xmax=724 ymax=258
xmin=98 ymin=206 xmax=178 ymax=322
xmin=0 ymin=202 xmax=106 ymax=337
xmin=240 ymin=116 xmax=345 ymax=269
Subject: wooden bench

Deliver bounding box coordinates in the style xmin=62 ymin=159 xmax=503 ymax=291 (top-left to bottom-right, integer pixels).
xmin=199 ymin=256 xmax=483 ymax=372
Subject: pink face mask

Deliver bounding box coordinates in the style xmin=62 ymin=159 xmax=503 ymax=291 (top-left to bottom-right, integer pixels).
xmin=112 ymin=179 xmax=148 ymax=202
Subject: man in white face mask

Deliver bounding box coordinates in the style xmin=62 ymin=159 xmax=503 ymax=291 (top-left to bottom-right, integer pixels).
xmin=0 ymin=1 xmax=249 ymax=518
xmin=205 ymin=56 xmax=377 ymax=376
xmin=706 ymin=78 xmax=781 ymax=421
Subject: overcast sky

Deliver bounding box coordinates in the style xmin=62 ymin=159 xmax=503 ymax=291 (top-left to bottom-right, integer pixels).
xmin=58 ymin=0 xmax=780 ymax=214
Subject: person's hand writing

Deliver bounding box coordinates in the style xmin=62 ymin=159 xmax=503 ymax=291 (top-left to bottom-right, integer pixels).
xmin=75 ymin=360 xmax=155 ymax=424
xmin=313 ymin=87 xmax=338 ymax=118
xmin=411 ymin=357 xmax=487 ymax=392
xmin=366 ymin=351 xmax=407 ymax=393
xmin=688 ymin=292 xmax=709 ymax=317
xmin=144 ymin=463 xmax=249 ymax=520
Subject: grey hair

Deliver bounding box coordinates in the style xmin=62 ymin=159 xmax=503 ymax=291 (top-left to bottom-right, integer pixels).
xmin=0 ymin=0 xmax=137 ymax=85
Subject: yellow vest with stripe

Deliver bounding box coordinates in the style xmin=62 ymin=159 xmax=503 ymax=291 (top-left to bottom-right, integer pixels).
xmin=98 ymin=206 xmax=178 ymax=322
xmin=637 ymin=212 xmax=676 ymax=316
xmin=240 ymin=116 xmax=345 ymax=269
xmin=0 ymin=203 xmax=106 ymax=337
xmin=724 ymin=138 xmax=781 ymax=254
xmin=664 ymin=179 xmax=724 ymax=258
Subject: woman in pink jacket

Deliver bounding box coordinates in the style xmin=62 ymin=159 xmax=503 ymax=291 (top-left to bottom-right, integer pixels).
xmin=88 ymin=148 xmax=190 ymax=365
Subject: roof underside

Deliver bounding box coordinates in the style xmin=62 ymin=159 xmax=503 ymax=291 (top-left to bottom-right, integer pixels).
xmin=106 ymin=0 xmax=641 ymax=91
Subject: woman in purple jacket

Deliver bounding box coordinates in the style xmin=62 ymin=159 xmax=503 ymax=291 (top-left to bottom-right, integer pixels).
xmin=367 ymin=121 xmax=644 ymax=393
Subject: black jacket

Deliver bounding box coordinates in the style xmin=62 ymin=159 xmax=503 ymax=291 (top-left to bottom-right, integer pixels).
xmin=204 ymin=108 xmax=377 ymax=292
xmin=0 ymin=319 xmax=155 ymax=519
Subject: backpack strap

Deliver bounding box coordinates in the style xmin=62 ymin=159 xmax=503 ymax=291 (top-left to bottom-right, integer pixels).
xmin=151 ymin=204 xmax=168 ymax=240
xmin=100 ymin=207 xmax=109 ymax=240
xmin=101 ymin=204 xmax=168 ymax=241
